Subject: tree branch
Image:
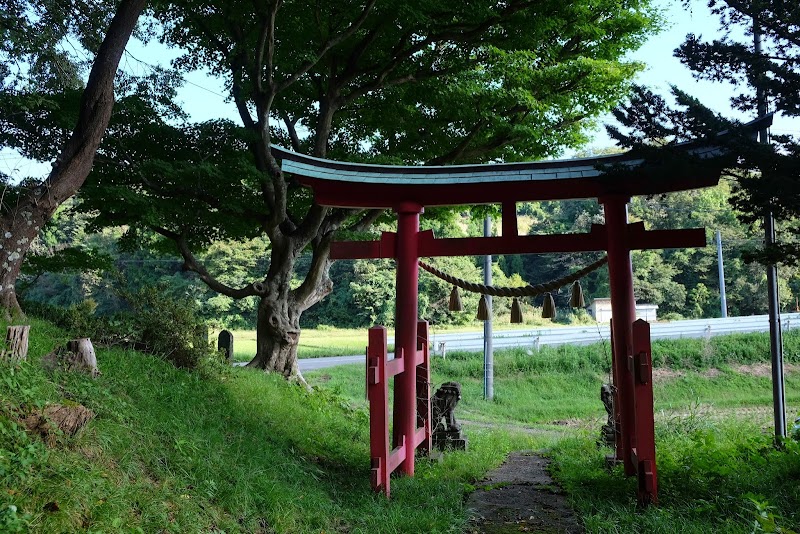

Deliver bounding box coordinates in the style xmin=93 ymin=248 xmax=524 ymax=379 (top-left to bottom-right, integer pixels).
xmin=348 ymin=208 xmax=384 ymax=231
xmin=275 ymin=0 xmax=377 ymax=93
xmin=722 ymin=0 xmax=800 ymax=48
xmin=426 ymin=118 xmax=489 ymax=165
xmin=280 ymin=111 xmax=302 ymax=151
xmin=155 ymin=226 xmax=267 ymax=299
xmin=255 ymin=0 xmax=281 ymax=93
xmin=293 ymin=231 xmax=333 ymax=310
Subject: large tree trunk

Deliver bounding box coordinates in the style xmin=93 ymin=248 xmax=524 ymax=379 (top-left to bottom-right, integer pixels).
xmin=0 ymin=0 xmax=145 ymax=318
xmin=244 ymin=234 xmax=335 ymax=378
xmin=246 ymin=295 xmax=302 ymax=377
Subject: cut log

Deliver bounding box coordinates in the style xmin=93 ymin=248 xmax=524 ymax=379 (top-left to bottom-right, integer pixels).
xmin=23 ymin=403 xmax=94 ymax=445
xmin=41 ymin=338 xmax=99 ymax=377
xmin=2 ymin=325 xmax=29 ymax=362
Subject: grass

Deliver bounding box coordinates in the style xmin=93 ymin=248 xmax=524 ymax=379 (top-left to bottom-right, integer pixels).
xmin=221 ymin=326 xmax=381 ymax=361
xmin=303 ymin=331 xmax=800 ymax=532
xmin=1 ymin=318 xmax=549 ymax=533
xmin=550 ymin=421 xmax=800 ymax=533
xmin=4 ymin=318 xmax=800 ymax=532
xmin=306 ymin=336 xmax=800 ymax=426
xmin=306 ymin=332 xmax=800 ymax=533
xmin=222 ymin=316 xmax=592 ymax=361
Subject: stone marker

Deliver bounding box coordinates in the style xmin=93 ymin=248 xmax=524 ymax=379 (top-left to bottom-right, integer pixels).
xmin=218 ymin=330 xmax=234 ymax=363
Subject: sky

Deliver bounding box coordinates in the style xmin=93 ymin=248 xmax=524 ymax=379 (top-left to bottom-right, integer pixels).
xmin=2 ymin=0 xmax=798 ymax=180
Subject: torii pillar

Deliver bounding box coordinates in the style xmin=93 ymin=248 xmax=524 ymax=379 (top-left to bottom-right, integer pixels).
xmin=603 ymin=195 xmax=637 ymax=473
xmin=604 ymin=194 xmax=658 ymax=502
xmin=393 ymin=202 xmax=423 ymax=475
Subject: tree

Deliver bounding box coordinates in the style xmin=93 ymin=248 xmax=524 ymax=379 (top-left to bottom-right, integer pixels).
xmin=677 ymin=1 xmax=800 ymax=264
xmin=676 ymin=1 xmax=799 ymax=119
xmin=610 ymin=1 xmax=799 ymax=264
xmin=0 ymin=0 xmax=146 ymax=317
xmin=80 ymin=0 xmax=659 ymax=377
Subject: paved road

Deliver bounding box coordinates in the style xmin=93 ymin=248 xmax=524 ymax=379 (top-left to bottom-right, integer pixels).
xmin=299 ymin=355 xmax=370 ymax=371
xmin=235 ymin=355 xmax=377 ymax=371
xmin=291 ymin=312 xmax=800 ymax=371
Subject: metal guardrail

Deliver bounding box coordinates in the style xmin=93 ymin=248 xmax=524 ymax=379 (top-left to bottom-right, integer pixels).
xmin=421 ymin=312 xmax=800 ymax=354
xmin=294 ymin=313 xmax=800 ymax=371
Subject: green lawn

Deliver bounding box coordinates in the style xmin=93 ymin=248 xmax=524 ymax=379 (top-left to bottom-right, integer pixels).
xmin=3 ymin=319 xmax=800 ymax=532
xmin=223 ymin=323 xmax=543 ymax=361
xmin=220 ymin=326 xmax=379 ymax=361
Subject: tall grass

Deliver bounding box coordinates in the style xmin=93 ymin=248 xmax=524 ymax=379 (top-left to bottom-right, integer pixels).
xmin=4 ymin=319 xmax=800 ymax=532
xmin=550 ymin=421 xmax=800 ymax=532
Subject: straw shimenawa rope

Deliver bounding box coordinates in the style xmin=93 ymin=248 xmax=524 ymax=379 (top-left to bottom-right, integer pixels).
xmin=419 ymin=256 xmax=608 ymax=298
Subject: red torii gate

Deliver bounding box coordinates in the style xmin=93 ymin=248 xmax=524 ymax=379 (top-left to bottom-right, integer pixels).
xmin=273 ymin=123 xmax=765 ymax=503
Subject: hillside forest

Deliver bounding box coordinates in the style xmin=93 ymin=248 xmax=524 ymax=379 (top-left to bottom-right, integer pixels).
xmin=21 ymin=180 xmax=796 ymax=331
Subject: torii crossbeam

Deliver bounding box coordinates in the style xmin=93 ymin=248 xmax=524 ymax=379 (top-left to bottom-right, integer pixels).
xmin=273 ymin=115 xmax=770 ymax=504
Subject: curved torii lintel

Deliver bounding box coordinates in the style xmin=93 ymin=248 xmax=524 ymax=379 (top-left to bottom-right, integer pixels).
xmin=271 ymin=114 xmax=771 ymax=209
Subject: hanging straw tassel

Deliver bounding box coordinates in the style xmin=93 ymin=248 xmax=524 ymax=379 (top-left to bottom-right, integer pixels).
xmin=510 ymin=297 xmax=524 ymax=323
xmin=541 ymin=292 xmax=556 ymax=319
xmin=569 ymin=280 xmax=585 ymax=308
xmin=449 ymin=286 xmax=463 ymax=312
xmin=476 ymin=295 xmax=490 ymax=321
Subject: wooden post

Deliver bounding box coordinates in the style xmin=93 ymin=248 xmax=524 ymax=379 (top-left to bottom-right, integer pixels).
xmin=392 ymin=202 xmax=422 ymax=476
xmin=368 ymin=326 xmax=390 ymax=496
xmin=632 ymin=319 xmax=658 ymax=505
xmin=416 ymin=320 xmax=432 ymax=454
xmin=3 ymin=325 xmax=30 ymax=362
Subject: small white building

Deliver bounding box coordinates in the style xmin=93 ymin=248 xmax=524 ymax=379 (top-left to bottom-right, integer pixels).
xmin=588 ymin=298 xmax=658 ymax=322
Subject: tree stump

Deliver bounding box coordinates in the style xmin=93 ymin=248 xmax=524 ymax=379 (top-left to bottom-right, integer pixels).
xmin=23 ymin=403 xmax=94 ymax=445
xmin=42 ymin=338 xmax=99 ymax=377
xmin=2 ymin=325 xmax=29 ymax=362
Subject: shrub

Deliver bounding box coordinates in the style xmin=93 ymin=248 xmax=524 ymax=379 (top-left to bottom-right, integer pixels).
xmin=23 ymin=283 xmax=220 ymax=370
xmin=120 ymin=284 xmax=216 ymax=369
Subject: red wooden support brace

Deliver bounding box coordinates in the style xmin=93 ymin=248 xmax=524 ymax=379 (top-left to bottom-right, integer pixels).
xmin=416 ymin=320 xmax=432 ymax=453
xmin=632 ymin=319 xmax=658 ymax=505
xmin=367 ymin=326 xmax=391 ymax=496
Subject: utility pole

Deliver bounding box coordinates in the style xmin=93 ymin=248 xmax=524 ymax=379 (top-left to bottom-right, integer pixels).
xmin=755 ymin=18 xmax=786 ymax=439
xmin=716 ymin=230 xmax=727 ymax=318
xmin=483 ymin=215 xmax=494 ymax=400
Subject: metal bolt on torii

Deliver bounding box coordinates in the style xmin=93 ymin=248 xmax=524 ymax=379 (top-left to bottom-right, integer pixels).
xmin=271 ymin=118 xmax=770 ymax=504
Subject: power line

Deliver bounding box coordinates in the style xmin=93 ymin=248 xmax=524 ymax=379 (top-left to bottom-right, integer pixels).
xmin=122 ymin=50 xmax=227 ymax=99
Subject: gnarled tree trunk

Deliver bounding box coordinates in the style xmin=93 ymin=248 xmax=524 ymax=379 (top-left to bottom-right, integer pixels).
xmin=244 ymin=235 xmax=335 ymax=378
xmin=247 ymin=296 xmax=301 ymax=377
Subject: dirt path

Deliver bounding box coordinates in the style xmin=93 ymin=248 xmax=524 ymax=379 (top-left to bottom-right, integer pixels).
xmin=465 ymin=451 xmax=583 ymax=533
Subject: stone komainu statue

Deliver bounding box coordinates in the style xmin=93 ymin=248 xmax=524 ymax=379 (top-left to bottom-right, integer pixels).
xmin=599 ymin=383 xmax=616 ymax=448
xmin=431 ymin=381 xmax=467 ymax=450
xmin=432 ymin=381 xmax=462 ymax=432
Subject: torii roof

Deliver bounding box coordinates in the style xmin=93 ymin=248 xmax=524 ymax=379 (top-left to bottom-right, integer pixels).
xmin=272 ymin=115 xmax=771 ymax=209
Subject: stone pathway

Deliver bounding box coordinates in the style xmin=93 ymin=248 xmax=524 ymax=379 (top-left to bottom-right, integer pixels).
xmin=465 ymin=451 xmax=583 ymax=533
